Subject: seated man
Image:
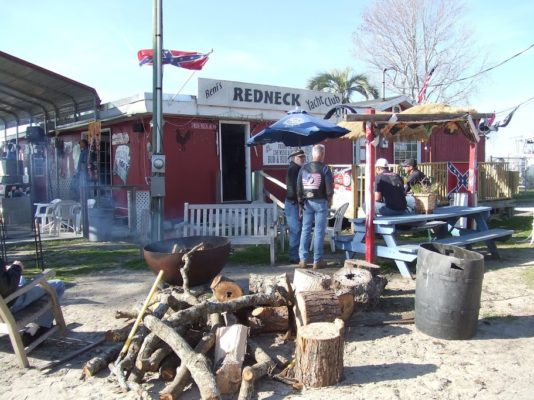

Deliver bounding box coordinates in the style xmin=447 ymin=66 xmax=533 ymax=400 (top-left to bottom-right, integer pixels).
xmin=401 ymin=158 xmax=426 ymax=194
xmin=374 ymin=158 xmax=411 ymax=216
xmin=0 ymin=259 xmax=65 ymax=345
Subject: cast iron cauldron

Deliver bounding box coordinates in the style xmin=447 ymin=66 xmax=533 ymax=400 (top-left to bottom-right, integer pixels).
xmin=143 ymin=236 xmax=231 ymax=286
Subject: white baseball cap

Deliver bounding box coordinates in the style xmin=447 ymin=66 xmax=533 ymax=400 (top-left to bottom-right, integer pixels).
xmin=375 ymin=158 xmax=389 ymax=168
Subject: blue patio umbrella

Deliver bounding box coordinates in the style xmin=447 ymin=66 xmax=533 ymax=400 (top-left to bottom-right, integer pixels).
xmin=246 ymin=110 xmax=350 ymax=147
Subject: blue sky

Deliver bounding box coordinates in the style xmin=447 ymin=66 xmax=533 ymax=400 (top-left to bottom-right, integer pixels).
xmin=2 ymin=0 xmax=533 ymax=157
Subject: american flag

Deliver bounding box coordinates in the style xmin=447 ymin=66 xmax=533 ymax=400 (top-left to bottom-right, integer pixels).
xmin=137 ymin=49 xmax=211 ymax=70
xmin=417 ymin=66 xmax=436 ymax=104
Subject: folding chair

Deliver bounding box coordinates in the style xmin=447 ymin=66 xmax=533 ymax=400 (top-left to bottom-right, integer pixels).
xmin=0 ymin=269 xmax=66 ymax=367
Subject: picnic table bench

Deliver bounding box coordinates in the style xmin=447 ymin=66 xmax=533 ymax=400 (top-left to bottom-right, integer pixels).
xmin=176 ymin=202 xmax=279 ymax=265
xmin=335 ymin=205 xmax=513 ymax=278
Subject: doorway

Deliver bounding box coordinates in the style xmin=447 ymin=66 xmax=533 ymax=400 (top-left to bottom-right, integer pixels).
xmin=219 ymin=122 xmax=250 ymax=202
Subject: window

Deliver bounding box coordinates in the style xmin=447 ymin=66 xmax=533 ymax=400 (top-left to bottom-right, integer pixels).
xmin=393 ymin=140 xmax=418 ymax=164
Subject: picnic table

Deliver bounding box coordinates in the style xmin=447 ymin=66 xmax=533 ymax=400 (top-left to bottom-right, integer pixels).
xmin=334 ymin=205 xmax=513 ymax=278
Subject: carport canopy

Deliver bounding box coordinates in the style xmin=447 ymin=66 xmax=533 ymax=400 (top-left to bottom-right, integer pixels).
xmin=0 ymin=50 xmax=100 ymax=133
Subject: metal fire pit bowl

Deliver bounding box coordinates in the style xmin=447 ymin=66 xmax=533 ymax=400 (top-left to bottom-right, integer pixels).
xmin=143 ymin=236 xmax=231 ymax=286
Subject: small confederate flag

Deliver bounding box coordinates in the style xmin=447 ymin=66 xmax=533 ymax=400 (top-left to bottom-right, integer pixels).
xmin=417 ymin=66 xmax=436 ymax=104
xmin=137 ymin=49 xmax=212 ymax=70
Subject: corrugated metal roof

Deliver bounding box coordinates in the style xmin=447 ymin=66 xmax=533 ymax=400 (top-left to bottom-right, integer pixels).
xmin=0 ymin=51 xmax=100 ymax=132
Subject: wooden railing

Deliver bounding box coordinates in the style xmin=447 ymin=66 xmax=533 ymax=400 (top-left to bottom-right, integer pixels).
xmin=253 ymin=162 xmax=518 ymax=220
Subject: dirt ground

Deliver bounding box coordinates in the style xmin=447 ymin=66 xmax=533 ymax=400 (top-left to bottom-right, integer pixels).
xmin=1 ymin=246 xmax=533 ymax=400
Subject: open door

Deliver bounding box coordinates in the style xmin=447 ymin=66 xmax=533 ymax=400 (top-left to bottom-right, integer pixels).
xmin=218 ymin=122 xmax=250 ymax=202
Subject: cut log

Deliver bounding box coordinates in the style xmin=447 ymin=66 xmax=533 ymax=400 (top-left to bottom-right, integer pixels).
xmin=159 ymin=353 xmax=181 ymax=381
xmin=333 ymin=262 xmax=387 ymax=310
xmin=343 ymin=259 xmax=381 ymax=277
xmin=105 ymin=323 xmax=134 ymax=342
xmin=81 ymin=344 xmax=122 ymax=379
xmin=211 ymin=274 xmax=244 ymax=302
xmin=166 ymin=290 xmax=288 ymax=328
xmin=293 ymin=269 xmax=331 ymax=294
xmin=144 ymin=315 xmax=220 ymax=400
xmin=295 ymin=289 xmax=341 ymax=326
xmin=237 ymin=338 xmax=276 ymax=400
xmin=336 ymin=290 xmax=355 ymax=321
xmin=159 ymin=331 xmax=216 ymax=400
xmin=248 ymin=306 xmax=289 ymax=334
xmin=294 ymin=319 xmax=344 ymax=388
xmin=249 ymin=273 xmax=294 ymax=304
xmin=214 ymin=324 xmax=249 ymax=395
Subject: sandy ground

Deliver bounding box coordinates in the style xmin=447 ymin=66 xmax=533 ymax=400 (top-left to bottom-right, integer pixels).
xmin=1 ymin=246 xmax=533 ymax=400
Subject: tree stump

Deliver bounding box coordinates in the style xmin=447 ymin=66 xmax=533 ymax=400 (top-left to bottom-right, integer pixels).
xmin=294 ymin=318 xmax=344 ymax=388
xmin=292 ymin=269 xmax=331 ymax=294
xmin=295 ymin=290 xmax=341 ymax=327
xmin=343 ymin=259 xmax=381 ymax=276
xmin=335 ymin=289 xmax=355 ymax=321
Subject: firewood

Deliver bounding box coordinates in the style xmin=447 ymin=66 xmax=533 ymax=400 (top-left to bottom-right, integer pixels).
xmin=145 ymin=346 xmax=173 ymax=372
xmin=237 ymin=338 xmax=276 ymax=400
xmin=295 ymin=290 xmax=341 ymax=326
xmin=249 ymin=273 xmax=294 ymax=304
xmin=105 ymin=323 xmax=134 ymax=342
xmin=211 ymin=274 xmax=244 ymax=302
xmin=166 ymin=290 xmax=288 ymax=328
xmin=343 ymin=259 xmax=381 ymax=276
xmin=159 ymin=353 xmax=181 ymax=381
xmin=248 ymin=306 xmax=289 ymax=334
xmin=159 ymin=331 xmax=216 ymax=400
xmin=181 ymin=243 xmax=205 ymax=294
xmin=214 ymin=324 xmax=249 ymax=395
xmin=333 ymin=263 xmax=372 ymax=289
xmin=292 ymin=269 xmax=331 ymax=294
xmin=336 ymin=289 xmax=356 ymax=321
xmin=115 ymin=310 xmax=139 ymax=320
xmin=81 ymin=344 xmax=122 ymax=379
xmin=294 ymin=319 xmax=344 ymax=388
xmin=144 ymin=315 xmax=220 ymax=400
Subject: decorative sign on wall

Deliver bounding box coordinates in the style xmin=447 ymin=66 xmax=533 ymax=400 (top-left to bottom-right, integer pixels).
xmin=112 ymin=132 xmax=130 ymax=145
xmin=332 ymin=165 xmax=354 ymax=218
xmin=262 ymin=143 xmax=312 ymax=166
xmin=114 ymin=145 xmax=131 ymax=184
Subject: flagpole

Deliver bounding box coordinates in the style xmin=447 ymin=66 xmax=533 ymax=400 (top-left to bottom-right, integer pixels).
xmin=169 ymin=70 xmax=197 ymax=103
xmin=150 ymin=0 xmax=164 ymax=241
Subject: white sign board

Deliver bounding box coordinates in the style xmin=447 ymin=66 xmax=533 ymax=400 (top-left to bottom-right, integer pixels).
xmin=198 ymin=78 xmax=342 ymax=115
xmin=262 ymin=143 xmax=313 ymax=166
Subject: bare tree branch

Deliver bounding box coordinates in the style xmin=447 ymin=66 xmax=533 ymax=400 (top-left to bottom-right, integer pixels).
xmin=354 ymin=0 xmax=487 ymax=104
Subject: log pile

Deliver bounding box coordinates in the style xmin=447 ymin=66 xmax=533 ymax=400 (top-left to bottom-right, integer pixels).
xmin=84 ymin=246 xmax=387 ymax=398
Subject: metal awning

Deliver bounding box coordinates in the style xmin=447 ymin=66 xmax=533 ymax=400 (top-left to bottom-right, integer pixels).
xmin=0 ymin=51 xmax=100 ymax=133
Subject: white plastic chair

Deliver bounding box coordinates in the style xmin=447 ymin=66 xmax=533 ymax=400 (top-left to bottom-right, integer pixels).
xmin=53 ymin=200 xmax=80 ymax=234
xmin=36 ymin=199 xmax=61 ymax=234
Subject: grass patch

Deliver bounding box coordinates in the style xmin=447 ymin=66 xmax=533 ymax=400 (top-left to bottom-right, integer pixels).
xmin=524 ymin=268 xmax=534 ymax=288
xmin=488 ymin=215 xmax=531 ymax=239
xmin=229 ymin=244 xmax=288 ymax=265
xmin=513 ymin=189 xmax=534 ymax=202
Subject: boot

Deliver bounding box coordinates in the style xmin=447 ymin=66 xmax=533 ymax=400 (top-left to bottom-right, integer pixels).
xmin=297 ymin=260 xmax=307 ymax=268
xmin=312 ymin=259 xmax=327 ymax=270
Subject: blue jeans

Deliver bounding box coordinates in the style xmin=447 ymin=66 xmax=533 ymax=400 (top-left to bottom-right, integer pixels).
xmin=10 ymin=278 xmax=65 ymax=328
xmin=284 ymin=200 xmax=302 ymax=261
xmin=299 ymin=199 xmax=328 ymax=263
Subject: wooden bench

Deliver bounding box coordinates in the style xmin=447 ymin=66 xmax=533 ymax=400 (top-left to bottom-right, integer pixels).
xmin=432 ymin=228 xmax=513 ymax=247
xmin=177 ymin=202 xmax=279 ymax=265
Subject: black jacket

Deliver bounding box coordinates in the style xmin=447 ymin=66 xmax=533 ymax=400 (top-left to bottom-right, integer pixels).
xmin=285 ymin=161 xmax=301 ymax=203
xmin=297 ymin=161 xmax=334 ymax=205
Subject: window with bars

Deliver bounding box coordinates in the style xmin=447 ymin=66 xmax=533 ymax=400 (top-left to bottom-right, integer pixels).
xmin=393 ymin=141 xmax=418 ymax=164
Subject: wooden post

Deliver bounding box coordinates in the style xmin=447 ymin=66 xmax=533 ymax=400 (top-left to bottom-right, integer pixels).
xmin=468 ymin=142 xmax=478 ymax=207
xmin=294 ymin=318 xmax=344 ymax=388
xmin=365 ymin=109 xmax=376 ymax=262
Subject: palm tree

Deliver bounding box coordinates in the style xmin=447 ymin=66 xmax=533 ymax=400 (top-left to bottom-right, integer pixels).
xmin=307 ymin=68 xmax=379 ymax=103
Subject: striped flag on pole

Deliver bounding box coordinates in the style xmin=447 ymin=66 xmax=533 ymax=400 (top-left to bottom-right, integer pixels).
xmin=417 ymin=66 xmax=436 ymax=104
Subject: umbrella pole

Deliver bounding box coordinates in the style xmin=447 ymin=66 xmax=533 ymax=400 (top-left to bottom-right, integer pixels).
xmin=364 ymin=109 xmax=376 ymax=262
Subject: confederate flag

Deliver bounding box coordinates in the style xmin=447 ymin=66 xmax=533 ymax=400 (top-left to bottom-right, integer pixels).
xmin=138 ymin=49 xmax=211 ymax=70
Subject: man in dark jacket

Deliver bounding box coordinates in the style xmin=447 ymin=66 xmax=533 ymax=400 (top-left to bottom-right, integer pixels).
xmin=297 ymin=144 xmax=334 ymax=269
xmin=285 ymin=149 xmax=306 ymax=264
xmin=374 ymin=158 xmax=409 ymax=216
xmin=401 ymin=158 xmax=426 ymax=194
